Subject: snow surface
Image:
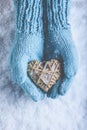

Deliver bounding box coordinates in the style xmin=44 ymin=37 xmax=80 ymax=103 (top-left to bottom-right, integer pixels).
xmin=0 ymin=0 xmax=87 ymax=130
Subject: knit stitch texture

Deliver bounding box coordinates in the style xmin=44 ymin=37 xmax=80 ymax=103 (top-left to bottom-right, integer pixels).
xmin=10 ymin=0 xmax=78 ymax=101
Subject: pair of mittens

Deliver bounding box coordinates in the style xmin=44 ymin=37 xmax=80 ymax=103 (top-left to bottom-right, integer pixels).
xmin=10 ymin=0 xmax=78 ymax=101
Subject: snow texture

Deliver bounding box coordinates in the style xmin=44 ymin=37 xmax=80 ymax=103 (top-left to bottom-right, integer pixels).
xmin=0 ymin=0 xmax=87 ymax=130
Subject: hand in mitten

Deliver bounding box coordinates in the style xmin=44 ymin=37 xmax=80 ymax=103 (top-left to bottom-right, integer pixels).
xmin=10 ymin=0 xmax=45 ymax=101
xmin=43 ymin=0 xmax=78 ymax=98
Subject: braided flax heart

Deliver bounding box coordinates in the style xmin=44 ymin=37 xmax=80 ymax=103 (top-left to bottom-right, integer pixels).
xmin=27 ymin=59 xmax=61 ymax=92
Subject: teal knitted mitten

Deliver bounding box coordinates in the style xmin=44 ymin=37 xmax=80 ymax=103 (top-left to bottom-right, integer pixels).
xmin=10 ymin=0 xmax=45 ymax=101
xmin=43 ymin=0 xmax=78 ymax=98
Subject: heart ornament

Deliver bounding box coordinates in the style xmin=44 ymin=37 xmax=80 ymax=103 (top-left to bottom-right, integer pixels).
xmin=27 ymin=59 xmax=61 ymax=92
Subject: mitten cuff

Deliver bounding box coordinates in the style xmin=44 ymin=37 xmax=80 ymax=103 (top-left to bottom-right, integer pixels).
xmin=45 ymin=0 xmax=71 ymax=30
xmin=14 ymin=0 xmax=43 ymax=34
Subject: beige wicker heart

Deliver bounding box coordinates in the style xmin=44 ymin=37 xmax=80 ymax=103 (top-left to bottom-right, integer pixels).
xmin=27 ymin=59 xmax=61 ymax=92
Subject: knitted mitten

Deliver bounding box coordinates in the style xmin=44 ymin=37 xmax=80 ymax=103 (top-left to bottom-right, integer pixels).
xmin=43 ymin=0 xmax=78 ymax=98
xmin=10 ymin=0 xmax=45 ymax=101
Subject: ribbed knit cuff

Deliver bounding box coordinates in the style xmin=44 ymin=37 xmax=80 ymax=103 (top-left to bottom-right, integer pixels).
xmin=45 ymin=0 xmax=71 ymax=30
xmin=14 ymin=0 xmax=43 ymax=34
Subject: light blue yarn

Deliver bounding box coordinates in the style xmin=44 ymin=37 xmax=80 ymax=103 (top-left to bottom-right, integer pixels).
xmin=43 ymin=0 xmax=78 ymax=98
xmin=10 ymin=33 xmax=45 ymax=101
xmin=10 ymin=0 xmax=78 ymax=101
xmin=45 ymin=29 xmax=78 ymax=98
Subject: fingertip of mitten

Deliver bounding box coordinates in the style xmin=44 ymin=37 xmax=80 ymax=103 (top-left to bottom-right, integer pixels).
xmin=47 ymin=79 xmax=61 ymax=99
xmin=21 ymin=78 xmax=45 ymax=102
xmin=47 ymin=93 xmax=59 ymax=99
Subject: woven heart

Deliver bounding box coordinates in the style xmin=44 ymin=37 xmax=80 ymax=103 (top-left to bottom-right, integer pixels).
xmin=27 ymin=59 xmax=61 ymax=92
